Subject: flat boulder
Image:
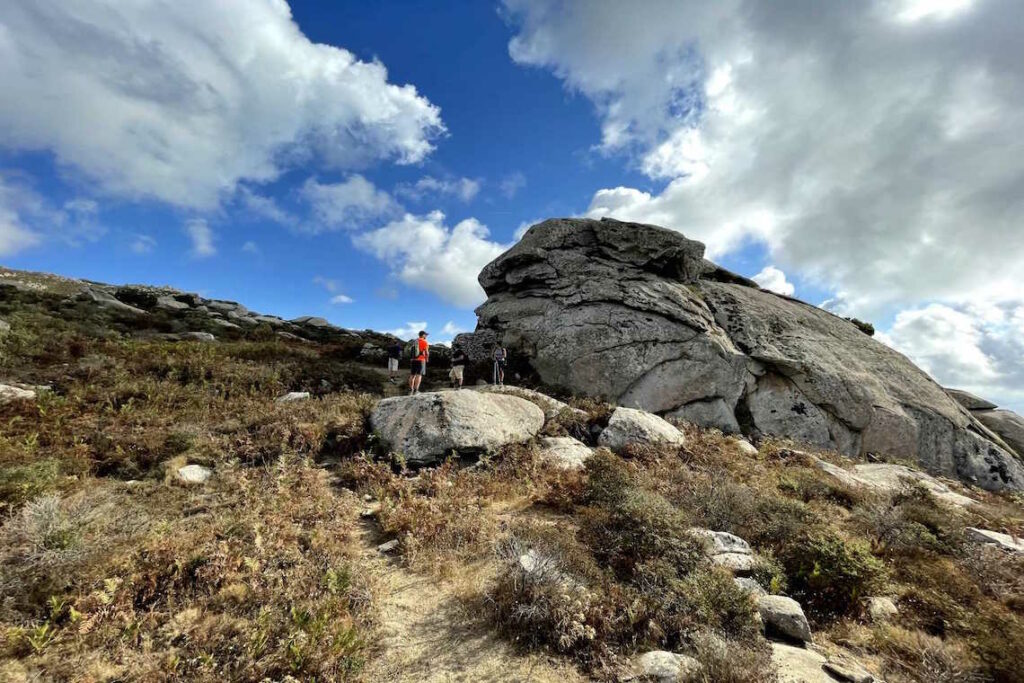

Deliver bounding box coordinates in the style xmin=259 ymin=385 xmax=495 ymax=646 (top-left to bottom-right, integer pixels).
xmin=597 ymin=407 xmax=685 ymax=452
xmin=945 ymin=388 xmax=997 ymax=411
xmin=771 ymin=643 xmax=829 ymax=683
xmin=177 ymin=464 xmax=212 ymax=484
xmin=813 ymin=458 xmax=977 ymax=508
xmin=473 ymin=384 xmax=582 ymax=421
xmin=370 ymin=391 xmax=545 ymax=464
xmin=964 ymin=527 xmax=1024 ymax=553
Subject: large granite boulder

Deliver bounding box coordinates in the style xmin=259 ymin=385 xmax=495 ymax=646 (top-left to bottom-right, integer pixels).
xmin=973 ymin=409 xmax=1024 ymax=459
xmin=370 ymin=391 xmax=545 ymax=464
xmin=946 ymin=388 xmax=998 ymax=411
xmin=462 ymin=218 xmax=1024 ymax=491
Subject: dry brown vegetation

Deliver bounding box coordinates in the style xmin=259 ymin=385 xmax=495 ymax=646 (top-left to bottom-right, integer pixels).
xmin=3 ymin=283 xmax=1024 ymax=682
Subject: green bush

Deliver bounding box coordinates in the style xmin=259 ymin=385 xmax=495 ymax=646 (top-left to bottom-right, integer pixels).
xmin=780 ymin=531 xmax=886 ymax=622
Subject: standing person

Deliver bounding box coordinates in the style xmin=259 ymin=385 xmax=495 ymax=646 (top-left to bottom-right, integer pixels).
xmin=449 ymin=344 xmax=467 ymax=389
xmin=492 ymin=344 xmax=507 ymax=385
xmin=409 ymin=330 xmax=429 ymax=394
xmin=386 ymin=339 xmax=402 ymax=383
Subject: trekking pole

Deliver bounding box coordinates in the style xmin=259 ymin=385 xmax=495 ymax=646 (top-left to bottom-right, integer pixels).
xmin=493 ymin=359 xmax=498 ymax=385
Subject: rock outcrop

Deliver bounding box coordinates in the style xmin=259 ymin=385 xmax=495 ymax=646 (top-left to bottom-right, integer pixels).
xmin=370 ymin=391 xmax=545 ymax=464
xmin=459 ymin=218 xmax=1024 ymax=491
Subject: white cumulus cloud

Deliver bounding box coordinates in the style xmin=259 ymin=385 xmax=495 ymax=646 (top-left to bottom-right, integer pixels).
xmin=752 ymin=266 xmax=795 ymax=296
xmin=879 ymin=301 xmax=1024 ymax=412
xmin=184 ymin=218 xmax=215 ymax=258
xmin=395 ymin=176 xmax=481 ymax=203
xmin=301 ymin=175 xmax=399 ymax=231
xmin=354 ymin=211 xmax=508 ymax=308
xmin=505 ymin=0 xmax=1024 ymax=314
xmin=0 ymin=0 xmax=444 ymax=209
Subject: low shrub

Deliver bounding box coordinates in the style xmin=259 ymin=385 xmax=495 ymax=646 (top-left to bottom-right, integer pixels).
xmin=779 ymin=531 xmax=886 ymax=623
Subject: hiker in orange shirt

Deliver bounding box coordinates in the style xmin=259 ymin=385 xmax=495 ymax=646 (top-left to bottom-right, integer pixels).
xmin=409 ymin=330 xmax=429 ymax=394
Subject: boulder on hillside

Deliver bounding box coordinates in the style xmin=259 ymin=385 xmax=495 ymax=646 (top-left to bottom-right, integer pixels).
xmin=758 ymin=595 xmax=813 ymax=643
xmin=945 ymin=388 xmax=998 ymax=411
xmin=0 ymin=384 xmax=36 ymax=405
xmin=370 ymin=391 xmax=545 ymax=464
xmin=463 ymin=217 xmax=1024 ymax=492
xmin=538 ymin=436 xmax=592 ymax=470
xmin=597 ymin=407 xmax=686 ymax=452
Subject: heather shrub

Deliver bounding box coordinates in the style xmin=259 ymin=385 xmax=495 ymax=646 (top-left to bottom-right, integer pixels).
xmin=779 ymin=531 xmax=886 ymax=622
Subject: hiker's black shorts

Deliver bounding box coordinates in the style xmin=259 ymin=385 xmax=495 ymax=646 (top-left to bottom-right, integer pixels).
xmin=410 ymin=359 xmax=426 ymax=376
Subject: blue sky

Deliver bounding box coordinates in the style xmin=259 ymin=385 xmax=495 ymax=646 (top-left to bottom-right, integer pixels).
xmin=1 ymin=0 xmax=1022 ymax=411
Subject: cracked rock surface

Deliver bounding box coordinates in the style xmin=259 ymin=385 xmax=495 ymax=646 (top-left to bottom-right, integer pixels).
xmin=458 ymin=217 xmax=1024 ymax=491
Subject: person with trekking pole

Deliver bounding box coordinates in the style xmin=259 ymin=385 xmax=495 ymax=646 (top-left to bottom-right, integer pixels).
xmin=492 ymin=344 xmax=507 ymax=385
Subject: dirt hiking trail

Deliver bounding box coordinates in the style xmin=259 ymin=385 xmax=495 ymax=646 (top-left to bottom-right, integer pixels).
xmin=354 ymin=517 xmax=590 ymax=683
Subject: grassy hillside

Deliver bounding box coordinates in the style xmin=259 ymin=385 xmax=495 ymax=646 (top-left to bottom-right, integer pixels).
xmin=2 ymin=274 xmax=1024 ymax=682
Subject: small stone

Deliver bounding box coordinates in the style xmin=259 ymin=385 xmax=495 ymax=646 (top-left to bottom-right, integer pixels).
xmin=865 ymin=596 xmax=898 ymax=624
xmin=630 ymin=650 xmax=703 ymax=682
xmin=758 ymin=595 xmax=813 ymax=643
xmin=823 ymin=658 xmax=875 ymax=683
xmin=377 ymin=539 xmax=399 ymax=554
xmin=731 ymin=438 xmax=759 ymax=456
xmin=360 ymin=507 xmax=379 ymax=519
xmin=277 ymin=391 xmax=311 ymax=403
xmin=0 ymin=319 xmax=10 ymax=335
xmin=362 ymin=494 xmax=373 ymax=502
xmin=964 ymin=527 xmax=1024 ymax=553
xmin=177 ymin=464 xmax=212 ymax=484
xmin=689 ymin=528 xmax=752 ymax=555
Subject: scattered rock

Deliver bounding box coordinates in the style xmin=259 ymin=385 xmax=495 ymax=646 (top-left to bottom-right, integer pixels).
xmin=964 ymin=527 xmax=1024 ymax=553
xmin=0 ymin=383 xmax=36 ymax=404
xmin=538 ymin=436 xmax=592 ymax=470
xmin=945 ymin=388 xmax=998 ymax=411
xmin=823 ymin=657 xmax=876 ymax=683
xmin=0 ymin=319 xmax=10 ymax=335
xmin=865 ymin=596 xmax=898 ymax=624
xmin=758 ymin=595 xmax=813 ymax=643
xmin=370 ymin=391 xmax=545 ymax=464
xmin=377 ymin=539 xmax=399 ymax=554
xmin=177 ymin=464 xmax=212 ymax=484
xmin=597 ymin=407 xmax=685 ymax=453
xmin=628 ymin=651 xmax=703 ymax=683
xmin=466 ymin=217 xmax=1024 ymax=491
xmin=277 ymin=391 xmax=311 ymax=403
xmin=181 ymin=331 xmax=216 ymax=342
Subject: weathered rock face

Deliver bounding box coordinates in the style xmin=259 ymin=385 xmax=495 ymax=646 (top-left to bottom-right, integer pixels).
xmin=463 ymin=217 xmax=1024 ymax=491
xmin=973 ymin=409 xmax=1024 ymax=459
xmin=370 ymin=391 xmax=545 ymax=464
